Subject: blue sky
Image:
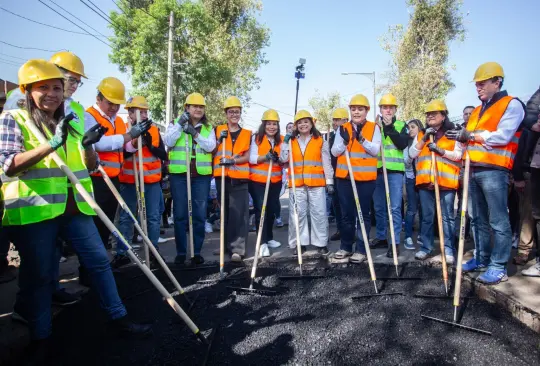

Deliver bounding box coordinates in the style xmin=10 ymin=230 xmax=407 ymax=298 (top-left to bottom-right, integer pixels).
xmin=1 ymin=0 xmax=539 ymax=130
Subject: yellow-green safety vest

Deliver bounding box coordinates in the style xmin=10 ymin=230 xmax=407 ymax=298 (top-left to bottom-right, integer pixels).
xmin=69 ymin=100 xmax=86 ymax=125
xmin=1 ymin=109 xmax=95 ymax=226
xmin=168 ymin=122 xmax=213 ymax=175
xmin=377 ymin=119 xmax=405 ymax=172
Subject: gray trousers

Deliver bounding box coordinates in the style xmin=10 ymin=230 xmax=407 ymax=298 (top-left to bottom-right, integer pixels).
xmin=216 ymin=179 xmax=249 ymax=256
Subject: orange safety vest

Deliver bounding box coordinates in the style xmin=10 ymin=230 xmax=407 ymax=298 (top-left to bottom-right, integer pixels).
xmin=249 ymin=135 xmax=283 ymax=184
xmin=213 ymin=124 xmax=251 ymax=179
xmin=289 ymin=136 xmax=326 ymax=188
xmin=119 ymin=125 xmax=162 ymax=184
xmin=466 ymin=95 xmax=521 ymax=170
xmin=415 ymin=131 xmax=460 ymax=189
xmin=87 ymin=106 xmax=126 ymax=178
xmin=335 ymin=121 xmax=377 ymax=181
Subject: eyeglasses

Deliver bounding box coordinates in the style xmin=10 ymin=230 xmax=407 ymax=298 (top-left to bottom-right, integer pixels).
xmin=65 ymin=77 xmax=83 ymax=87
xmin=426 ymin=112 xmax=441 ymax=118
xmin=227 ymin=110 xmax=241 ymax=116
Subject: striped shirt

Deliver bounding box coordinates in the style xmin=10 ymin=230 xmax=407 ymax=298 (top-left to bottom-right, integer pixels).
xmin=0 ymin=111 xmax=25 ymax=173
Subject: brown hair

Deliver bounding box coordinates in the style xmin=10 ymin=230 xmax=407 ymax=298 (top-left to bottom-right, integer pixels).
xmin=294 ymin=118 xmax=321 ymax=138
xmin=255 ymin=120 xmax=282 ymax=146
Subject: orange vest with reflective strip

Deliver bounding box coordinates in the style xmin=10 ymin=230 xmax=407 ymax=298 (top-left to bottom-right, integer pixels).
xmin=119 ymin=125 xmax=162 ymax=184
xmin=86 ymin=106 xmax=126 ymax=178
xmin=289 ymin=136 xmax=325 ymax=188
xmin=466 ymin=96 xmax=521 ymax=170
xmin=335 ymin=121 xmax=377 ymax=181
xmin=213 ymin=125 xmax=251 ymax=179
xmin=415 ymin=131 xmax=460 ymax=189
xmin=249 ymin=135 xmax=283 ymax=184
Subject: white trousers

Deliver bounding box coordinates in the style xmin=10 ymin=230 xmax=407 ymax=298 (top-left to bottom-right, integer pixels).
xmin=288 ymin=186 xmax=329 ymax=248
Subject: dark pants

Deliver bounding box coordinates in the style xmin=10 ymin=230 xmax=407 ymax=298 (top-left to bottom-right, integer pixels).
xmin=332 ymin=180 xmax=342 ymax=233
xmin=91 ymin=176 xmax=120 ymax=249
xmin=249 ymin=181 xmax=281 ymax=243
xmin=216 ymin=178 xmax=249 ymax=256
xmin=0 ymin=227 xmax=10 ymax=269
xmin=337 ymin=178 xmax=376 ymax=254
xmin=531 ymin=168 xmax=540 ymax=260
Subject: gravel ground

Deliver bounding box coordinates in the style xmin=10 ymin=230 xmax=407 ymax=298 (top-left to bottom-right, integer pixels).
xmin=41 ymin=259 xmax=539 ymax=366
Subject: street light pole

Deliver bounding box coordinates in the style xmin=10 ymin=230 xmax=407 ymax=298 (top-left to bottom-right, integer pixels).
xmin=342 ymin=71 xmax=376 ymax=121
xmin=294 ymin=58 xmax=306 ymax=115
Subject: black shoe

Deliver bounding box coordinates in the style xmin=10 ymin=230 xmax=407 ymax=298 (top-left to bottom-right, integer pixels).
xmin=150 ymin=256 xmax=161 ymax=269
xmin=109 ymin=316 xmax=152 ymax=339
xmin=386 ymin=246 xmax=399 ymax=258
xmin=174 ymin=255 xmax=186 ymax=266
xmin=0 ymin=264 xmax=16 ymax=284
xmin=370 ymin=238 xmax=388 ymax=248
xmin=191 ymin=255 xmax=205 ymax=265
xmin=20 ymin=338 xmax=52 ymax=366
xmin=78 ymin=266 xmax=91 ymax=287
xmin=292 ymin=246 xmax=306 ymax=256
xmin=52 ymin=289 xmax=81 ymax=307
xmin=111 ymin=254 xmax=131 ymax=269
xmin=329 ymin=231 xmax=341 ymax=241
xmin=317 ymin=246 xmax=329 ymax=256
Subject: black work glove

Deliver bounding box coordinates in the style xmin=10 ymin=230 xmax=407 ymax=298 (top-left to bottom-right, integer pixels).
xmin=184 ymin=123 xmax=198 ymax=136
xmin=355 ymin=123 xmax=365 ymax=142
xmin=327 ymin=184 xmax=335 ymax=195
xmin=48 ymin=113 xmax=75 ymax=150
xmin=445 ymin=127 xmax=472 ymax=143
xmin=219 ymin=130 xmax=228 ymax=142
xmin=176 ymin=112 xmax=190 ymax=127
xmin=427 ymin=142 xmax=445 ymax=156
xmin=265 ymin=150 xmax=279 ymax=162
xmin=142 ymin=132 xmax=153 ymax=147
xmin=129 ymin=119 xmax=152 ymax=139
xmin=284 ymin=133 xmax=295 ymax=143
xmin=219 ymin=157 xmax=235 ymax=166
xmin=422 ymin=127 xmax=437 ymax=142
xmin=339 ymin=125 xmax=350 ymax=145
xmin=82 ymin=123 xmax=108 ymax=148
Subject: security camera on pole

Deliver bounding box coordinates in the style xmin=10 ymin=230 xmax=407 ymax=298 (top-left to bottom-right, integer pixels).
xmin=294 ymin=58 xmax=306 ymax=115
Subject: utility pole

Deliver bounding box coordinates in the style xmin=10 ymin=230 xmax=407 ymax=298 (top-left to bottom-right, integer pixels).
xmin=294 ymin=58 xmax=306 ymax=115
xmin=165 ymin=11 xmax=174 ymax=124
xmin=342 ymin=71 xmax=376 ymax=121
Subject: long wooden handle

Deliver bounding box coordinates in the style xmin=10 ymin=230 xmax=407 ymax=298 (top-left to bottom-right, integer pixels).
xmin=454 ymin=152 xmax=470 ymax=307
xmin=135 ymin=110 xmax=149 ymax=266
xmin=220 ymin=141 xmax=226 ymax=272
xmin=288 ymin=140 xmax=303 ymax=266
xmin=185 ymin=132 xmax=195 ymax=259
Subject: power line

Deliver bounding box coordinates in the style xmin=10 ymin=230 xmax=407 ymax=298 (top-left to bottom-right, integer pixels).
xmin=251 ymin=101 xmax=294 ymax=117
xmin=46 ymin=0 xmax=110 ymax=40
xmin=0 ymin=57 xmax=20 ymax=66
xmin=0 ymin=5 xmax=107 ymax=37
xmin=123 ymin=0 xmax=160 ymax=20
xmin=0 ymin=52 xmax=26 ymax=61
xmin=80 ymin=0 xmax=116 ymax=27
xmin=0 ymin=40 xmax=61 ymax=53
xmin=0 ymin=61 xmax=19 ymax=68
xmin=38 ymin=0 xmax=111 ymax=48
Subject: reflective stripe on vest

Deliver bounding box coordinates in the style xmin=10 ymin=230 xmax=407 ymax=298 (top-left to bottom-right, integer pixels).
xmin=119 ymin=125 xmax=162 ymax=184
xmin=213 ymin=125 xmax=251 ymax=179
xmin=249 ymin=135 xmax=283 ymax=184
xmin=2 ymin=109 xmax=95 ymax=226
xmin=377 ymin=120 xmax=405 ymax=171
xmin=335 ymin=121 xmax=378 ymax=181
xmin=168 ymin=123 xmax=213 ymax=175
xmin=415 ymin=132 xmax=460 ymax=189
xmin=466 ymin=97 xmax=521 ymax=170
xmin=288 ymin=136 xmax=325 ymax=188
xmin=86 ymin=106 xmax=126 ymax=178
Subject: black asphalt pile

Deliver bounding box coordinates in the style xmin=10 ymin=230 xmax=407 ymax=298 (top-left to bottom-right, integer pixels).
xmin=42 ymin=260 xmax=538 ymax=365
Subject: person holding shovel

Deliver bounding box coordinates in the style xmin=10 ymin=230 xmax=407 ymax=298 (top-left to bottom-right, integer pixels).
xmin=331 ymin=95 xmax=381 ymax=263
xmin=249 ymin=109 xmax=284 ymax=257
xmin=165 ymin=92 xmax=216 ymax=265
xmin=0 ymin=59 xmax=151 ymax=362
xmin=281 ymin=110 xmax=333 ymax=255
xmin=408 ymin=100 xmax=463 ymax=264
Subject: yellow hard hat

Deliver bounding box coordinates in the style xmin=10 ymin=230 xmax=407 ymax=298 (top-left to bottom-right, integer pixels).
xmin=262 ymin=109 xmax=280 ymax=122
xmin=473 ymin=62 xmax=504 ymax=82
xmin=49 ymin=51 xmax=87 ymax=78
xmin=294 ymin=110 xmax=314 ymax=123
xmin=379 ymin=93 xmax=398 ymax=107
xmin=223 ymin=96 xmax=242 ymax=110
xmin=425 ymin=99 xmax=448 ymax=113
xmin=332 ymin=108 xmax=349 ymax=120
xmin=125 ymin=96 xmax=149 ymax=110
xmin=349 ymin=94 xmax=370 ymax=108
xmin=18 ymin=59 xmax=64 ymax=93
xmin=184 ymin=92 xmax=206 ymax=107
xmin=97 ymin=77 xmax=126 ymax=104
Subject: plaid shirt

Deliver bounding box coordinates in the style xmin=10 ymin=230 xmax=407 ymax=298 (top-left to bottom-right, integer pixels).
xmin=0 ymin=111 xmax=25 ymax=173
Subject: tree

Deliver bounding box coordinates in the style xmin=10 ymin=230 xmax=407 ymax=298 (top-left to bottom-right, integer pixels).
xmin=308 ymin=91 xmax=343 ymax=132
xmin=109 ymin=0 xmax=270 ymax=123
xmin=379 ymin=0 xmax=465 ymax=120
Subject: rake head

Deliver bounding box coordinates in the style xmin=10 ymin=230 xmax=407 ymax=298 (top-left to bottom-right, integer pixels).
xmin=421 ymin=314 xmax=492 ymax=336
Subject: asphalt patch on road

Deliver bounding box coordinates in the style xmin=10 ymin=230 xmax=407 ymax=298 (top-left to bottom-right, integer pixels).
xmin=41 ymin=260 xmax=539 ymax=365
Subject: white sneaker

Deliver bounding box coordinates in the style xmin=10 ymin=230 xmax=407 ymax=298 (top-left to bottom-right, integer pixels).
xmin=158 ymin=237 xmax=167 ymax=244
xmin=167 ymin=217 xmax=174 ymax=225
xmin=267 ymin=239 xmax=281 ymax=248
xmin=205 ymin=221 xmax=213 ymax=233
xmin=275 ymin=217 xmax=284 ymax=228
xmin=349 ymin=252 xmax=367 ymax=263
xmin=136 ymin=235 xmax=143 ymax=243
xmin=522 ymin=262 xmax=540 ymax=277
xmin=259 ymin=243 xmax=270 ymax=257
xmin=59 ymin=256 xmax=67 ymax=263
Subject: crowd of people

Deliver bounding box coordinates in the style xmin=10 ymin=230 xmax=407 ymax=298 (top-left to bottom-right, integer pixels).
xmin=0 ymin=53 xmax=538 ymax=363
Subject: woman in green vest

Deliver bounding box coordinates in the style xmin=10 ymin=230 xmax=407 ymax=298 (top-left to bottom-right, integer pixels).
xmin=164 ymin=92 xmax=216 ymax=265
xmin=0 ymin=59 xmax=150 ymax=359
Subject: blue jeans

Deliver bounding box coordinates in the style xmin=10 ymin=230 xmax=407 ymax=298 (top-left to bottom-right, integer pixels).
xmin=404 ymin=177 xmax=419 ymax=239
xmin=418 ymin=189 xmax=456 ymax=256
xmin=373 ymin=172 xmax=404 ymax=244
xmin=12 ymin=214 xmax=126 ymax=339
xmin=337 ymin=178 xmax=376 ymax=254
xmin=469 ymin=169 xmax=512 ymax=270
xmin=117 ymin=182 xmax=162 ymax=255
xmin=170 ymin=174 xmax=211 ymax=256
